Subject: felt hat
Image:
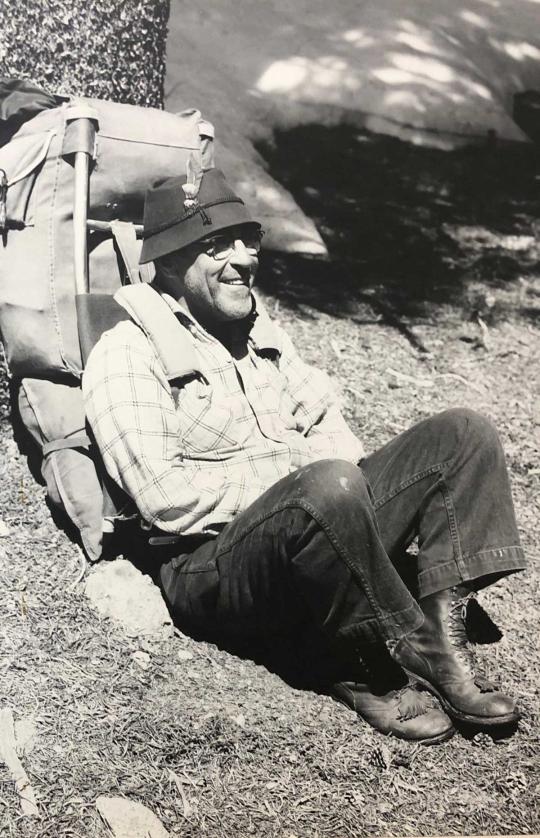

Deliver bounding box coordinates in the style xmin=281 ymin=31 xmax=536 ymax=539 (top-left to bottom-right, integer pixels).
xmin=140 ymin=168 xmax=260 ymax=264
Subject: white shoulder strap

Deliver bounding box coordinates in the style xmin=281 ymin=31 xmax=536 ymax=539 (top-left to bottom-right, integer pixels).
xmin=114 ymin=284 xmax=200 ymax=381
xmin=110 ymin=221 xmax=142 ymax=285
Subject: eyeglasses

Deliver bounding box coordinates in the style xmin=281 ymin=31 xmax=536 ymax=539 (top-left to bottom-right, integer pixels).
xmin=196 ymin=228 xmax=265 ymax=260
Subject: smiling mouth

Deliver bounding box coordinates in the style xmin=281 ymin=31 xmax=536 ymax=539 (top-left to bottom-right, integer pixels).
xmin=220 ymin=278 xmax=249 ymax=286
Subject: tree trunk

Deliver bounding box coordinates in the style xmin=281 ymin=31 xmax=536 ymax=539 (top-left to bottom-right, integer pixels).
xmin=0 ymin=0 xmax=170 ymax=108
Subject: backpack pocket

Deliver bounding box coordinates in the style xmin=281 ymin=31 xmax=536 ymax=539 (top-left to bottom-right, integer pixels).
xmin=0 ymin=129 xmax=55 ymax=226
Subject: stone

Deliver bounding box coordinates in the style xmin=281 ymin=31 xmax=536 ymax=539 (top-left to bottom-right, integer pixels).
xmin=96 ymin=796 xmax=170 ymax=838
xmin=85 ymin=559 xmax=173 ymax=640
xmin=131 ymin=650 xmax=151 ymax=670
xmin=177 ymin=649 xmax=194 ymax=662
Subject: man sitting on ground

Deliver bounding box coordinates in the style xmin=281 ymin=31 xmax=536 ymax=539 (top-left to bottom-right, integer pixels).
xmin=83 ymin=168 xmax=526 ymax=745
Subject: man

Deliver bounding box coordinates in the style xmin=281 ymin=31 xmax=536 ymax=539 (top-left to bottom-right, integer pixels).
xmin=83 ymin=169 xmax=526 ymax=745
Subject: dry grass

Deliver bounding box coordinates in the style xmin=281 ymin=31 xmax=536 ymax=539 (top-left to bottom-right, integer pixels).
xmin=0 ymin=284 xmax=538 ymax=837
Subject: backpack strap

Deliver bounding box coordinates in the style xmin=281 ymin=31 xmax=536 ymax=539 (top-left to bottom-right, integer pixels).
xmin=110 ymin=220 xmax=143 ymax=285
xmin=76 ymin=293 xmax=130 ymax=367
xmin=114 ymin=283 xmax=201 ymax=382
xmin=42 ymin=434 xmax=91 ymax=456
xmin=75 ymin=284 xmax=200 ymax=554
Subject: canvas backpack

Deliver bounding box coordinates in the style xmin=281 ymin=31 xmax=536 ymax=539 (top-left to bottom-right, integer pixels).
xmin=0 ymin=82 xmax=215 ymax=559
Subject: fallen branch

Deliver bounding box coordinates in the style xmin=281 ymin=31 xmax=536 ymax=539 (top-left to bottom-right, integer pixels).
xmin=168 ymin=769 xmax=195 ymax=819
xmin=353 ymin=294 xmax=431 ymax=355
xmin=69 ymin=545 xmax=88 ymax=589
xmin=386 ymin=367 xmax=434 ymax=388
xmin=476 ymin=314 xmax=491 ymax=350
xmin=436 ymin=372 xmax=485 ymax=395
xmin=0 ymin=708 xmax=39 ymax=817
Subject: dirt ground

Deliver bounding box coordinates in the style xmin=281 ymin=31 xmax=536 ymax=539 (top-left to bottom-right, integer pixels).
xmin=0 ymin=131 xmax=538 ymax=837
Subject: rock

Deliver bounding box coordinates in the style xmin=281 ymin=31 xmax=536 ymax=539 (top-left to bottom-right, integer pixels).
xmin=177 ymin=649 xmax=194 ymax=662
xmin=96 ymin=796 xmax=170 ymax=838
xmin=0 ymin=520 xmax=10 ymax=537
xmin=85 ymin=559 xmax=173 ymax=640
xmin=131 ymin=650 xmax=151 ymax=670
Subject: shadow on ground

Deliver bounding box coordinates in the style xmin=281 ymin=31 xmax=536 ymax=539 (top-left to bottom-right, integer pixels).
xmin=256 ymin=125 xmax=539 ymax=325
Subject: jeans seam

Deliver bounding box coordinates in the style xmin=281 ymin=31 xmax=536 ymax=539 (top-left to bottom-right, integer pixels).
xmin=439 ymin=475 xmax=467 ymax=577
xmin=372 ymin=460 xmax=451 ymax=509
xmin=418 ymin=547 xmax=525 ymax=581
xmin=461 ymin=544 xmax=523 ymax=560
xmin=417 ymin=546 xmax=526 ymax=596
xmin=298 ymin=500 xmax=383 ymax=623
xmin=418 ymin=558 xmax=461 ymax=581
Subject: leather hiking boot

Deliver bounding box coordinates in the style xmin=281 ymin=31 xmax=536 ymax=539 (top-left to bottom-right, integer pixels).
xmin=389 ymin=587 xmax=520 ymax=727
xmin=333 ymin=681 xmax=454 ymax=744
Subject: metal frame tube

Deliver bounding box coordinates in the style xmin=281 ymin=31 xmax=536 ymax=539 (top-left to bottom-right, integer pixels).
xmin=64 ymin=107 xmax=98 ymax=298
xmin=87 ymin=218 xmax=144 ymax=236
xmin=73 ymin=150 xmax=90 ymax=296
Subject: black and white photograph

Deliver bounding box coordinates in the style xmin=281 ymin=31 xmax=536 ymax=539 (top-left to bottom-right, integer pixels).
xmin=0 ymin=1 xmax=538 ymax=835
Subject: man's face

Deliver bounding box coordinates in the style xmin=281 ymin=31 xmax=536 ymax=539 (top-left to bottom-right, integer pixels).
xmin=168 ymin=225 xmax=261 ymax=329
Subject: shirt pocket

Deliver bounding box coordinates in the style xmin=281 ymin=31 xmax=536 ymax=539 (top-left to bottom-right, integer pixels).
xmin=178 ymin=380 xmax=235 ymax=456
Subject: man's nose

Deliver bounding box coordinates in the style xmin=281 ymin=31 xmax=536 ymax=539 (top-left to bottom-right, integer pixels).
xmin=228 ymin=239 xmax=255 ymax=267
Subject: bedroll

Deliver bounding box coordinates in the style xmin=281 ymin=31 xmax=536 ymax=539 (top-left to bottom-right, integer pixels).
xmin=0 ymin=81 xmax=215 ymax=560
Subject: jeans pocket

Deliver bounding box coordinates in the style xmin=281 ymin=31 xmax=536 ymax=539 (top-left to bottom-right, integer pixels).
xmin=165 ymin=544 xmax=220 ymax=628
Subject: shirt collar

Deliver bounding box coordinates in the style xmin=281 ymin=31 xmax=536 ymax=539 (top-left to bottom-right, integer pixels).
xmin=158 ymin=289 xmax=281 ymax=354
xmin=248 ymin=292 xmax=281 ymax=353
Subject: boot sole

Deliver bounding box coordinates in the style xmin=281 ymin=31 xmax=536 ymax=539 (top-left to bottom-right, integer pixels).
xmin=410 ymin=726 xmax=455 ymax=746
xmin=402 ymin=670 xmax=521 ymax=727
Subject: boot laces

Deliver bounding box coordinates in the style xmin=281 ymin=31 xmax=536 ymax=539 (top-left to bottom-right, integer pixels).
xmin=447 ymin=589 xmax=477 ymax=676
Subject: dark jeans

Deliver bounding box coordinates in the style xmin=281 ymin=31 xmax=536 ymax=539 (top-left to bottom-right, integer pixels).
xmin=158 ymin=409 xmax=525 ymax=670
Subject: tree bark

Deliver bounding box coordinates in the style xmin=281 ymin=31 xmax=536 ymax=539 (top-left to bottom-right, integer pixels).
xmin=0 ymin=0 xmax=170 ymax=108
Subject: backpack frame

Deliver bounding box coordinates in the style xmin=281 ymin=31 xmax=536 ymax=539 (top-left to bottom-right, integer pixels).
xmin=2 ymin=97 xmax=214 ymax=560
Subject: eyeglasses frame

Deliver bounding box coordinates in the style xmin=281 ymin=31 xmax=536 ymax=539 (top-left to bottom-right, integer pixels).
xmin=193 ymin=227 xmax=265 ymax=261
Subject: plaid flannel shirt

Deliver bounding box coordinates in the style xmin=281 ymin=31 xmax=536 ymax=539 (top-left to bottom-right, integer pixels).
xmin=83 ymin=290 xmax=365 ymax=536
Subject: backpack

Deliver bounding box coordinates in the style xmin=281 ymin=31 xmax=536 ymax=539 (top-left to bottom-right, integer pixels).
xmin=0 ymin=82 xmax=215 ymax=560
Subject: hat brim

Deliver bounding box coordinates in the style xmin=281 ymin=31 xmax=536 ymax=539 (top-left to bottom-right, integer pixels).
xmin=140 ymin=201 xmax=260 ymax=264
